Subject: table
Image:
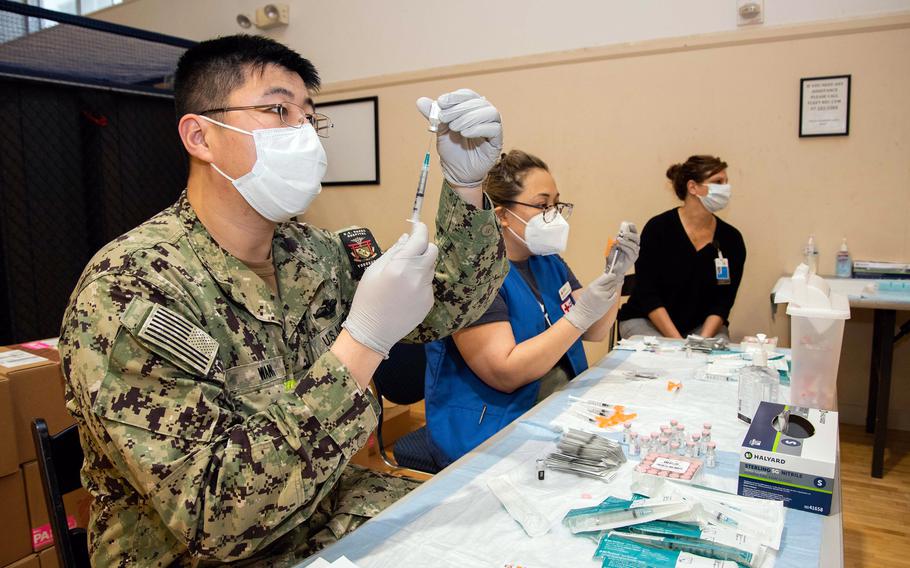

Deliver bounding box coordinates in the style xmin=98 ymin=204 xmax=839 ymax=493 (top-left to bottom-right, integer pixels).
xmin=298 ymin=344 xmax=843 ymax=568
xmin=772 ymin=276 xmax=910 ymax=478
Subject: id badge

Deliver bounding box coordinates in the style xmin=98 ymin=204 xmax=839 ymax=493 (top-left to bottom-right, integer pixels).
xmin=715 ymin=258 xmax=731 ymax=285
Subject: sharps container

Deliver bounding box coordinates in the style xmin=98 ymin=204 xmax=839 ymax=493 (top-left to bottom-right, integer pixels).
xmin=784 ymin=264 xmax=850 ymax=410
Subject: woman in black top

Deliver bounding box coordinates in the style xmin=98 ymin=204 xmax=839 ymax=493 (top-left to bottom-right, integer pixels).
xmin=619 ymin=155 xmax=746 ymax=340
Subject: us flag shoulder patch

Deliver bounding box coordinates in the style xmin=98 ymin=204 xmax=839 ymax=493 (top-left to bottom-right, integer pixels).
xmin=137 ymin=303 xmax=219 ymax=376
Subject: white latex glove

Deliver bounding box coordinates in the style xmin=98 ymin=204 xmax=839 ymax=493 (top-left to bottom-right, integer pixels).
xmin=342 ymin=222 xmax=439 ymax=357
xmin=416 ymin=89 xmax=503 ymax=188
xmin=608 ymin=223 xmax=640 ymax=276
xmin=564 ymin=272 xmax=620 ymax=332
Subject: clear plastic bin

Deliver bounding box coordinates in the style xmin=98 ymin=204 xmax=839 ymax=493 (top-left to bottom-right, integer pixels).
xmin=786 ymin=294 xmax=850 ymax=410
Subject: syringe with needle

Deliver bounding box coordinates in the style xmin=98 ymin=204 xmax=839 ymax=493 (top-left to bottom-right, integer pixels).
xmin=604 ymin=221 xmax=637 ymax=274
xmin=408 ymin=102 xmax=441 ymax=225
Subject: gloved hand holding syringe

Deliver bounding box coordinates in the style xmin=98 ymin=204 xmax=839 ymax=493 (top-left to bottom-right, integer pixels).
xmin=407 ymin=101 xmax=441 ymax=227
xmin=604 ymin=221 xmax=641 ymax=276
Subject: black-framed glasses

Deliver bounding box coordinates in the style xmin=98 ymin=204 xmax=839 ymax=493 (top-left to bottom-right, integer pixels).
xmin=199 ymin=102 xmax=334 ymax=137
xmin=501 ymin=200 xmax=574 ymax=222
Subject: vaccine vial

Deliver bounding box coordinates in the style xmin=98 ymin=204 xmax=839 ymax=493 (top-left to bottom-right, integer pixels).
xmin=691 ymin=433 xmax=701 ymax=456
xmin=701 ymin=429 xmax=711 ymax=454
xmin=623 ymin=423 xmax=633 ymax=445
xmin=686 ymin=441 xmax=696 ymax=457
xmin=650 ymin=432 xmax=660 ymax=454
xmin=671 ymin=441 xmax=681 ymax=456
xmin=630 ymin=434 xmax=641 ymax=457
xmin=675 ymin=424 xmax=686 ymax=444
xmin=706 ymin=442 xmax=717 ymax=468
xmin=537 ymin=458 xmax=545 ymax=480
xmin=660 ymin=436 xmax=670 ymax=453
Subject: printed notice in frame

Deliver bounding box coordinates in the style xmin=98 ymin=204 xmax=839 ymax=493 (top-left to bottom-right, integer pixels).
xmin=800 ymin=75 xmax=851 ymax=137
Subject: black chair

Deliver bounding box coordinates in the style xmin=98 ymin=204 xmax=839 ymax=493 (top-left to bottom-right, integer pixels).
xmin=371 ymin=342 xmax=439 ymax=474
xmin=608 ymin=273 xmax=637 ymax=350
xmin=31 ymin=420 xmax=90 ymax=568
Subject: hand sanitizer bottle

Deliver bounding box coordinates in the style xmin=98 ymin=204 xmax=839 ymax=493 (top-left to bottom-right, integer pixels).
xmin=836 ymin=238 xmax=852 ymax=278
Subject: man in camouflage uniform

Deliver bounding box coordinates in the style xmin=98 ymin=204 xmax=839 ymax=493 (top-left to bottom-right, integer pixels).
xmin=59 ymin=35 xmax=507 ymax=566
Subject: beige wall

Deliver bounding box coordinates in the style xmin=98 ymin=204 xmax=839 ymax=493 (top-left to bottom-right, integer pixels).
xmin=301 ymin=15 xmax=910 ymax=428
xmin=93 ymin=0 xmax=910 ymax=83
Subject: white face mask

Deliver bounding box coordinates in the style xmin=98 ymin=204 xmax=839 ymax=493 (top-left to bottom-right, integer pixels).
xmin=201 ymin=115 xmax=328 ymax=223
xmin=698 ymin=183 xmax=731 ymax=213
xmin=505 ymin=208 xmax=570 ymax=256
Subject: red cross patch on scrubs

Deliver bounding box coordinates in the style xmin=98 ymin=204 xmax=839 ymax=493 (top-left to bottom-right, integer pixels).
xmin=559 ymin=281 xmax=575 ymax=314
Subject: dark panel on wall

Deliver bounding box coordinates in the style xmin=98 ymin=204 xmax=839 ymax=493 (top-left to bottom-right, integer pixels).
xmin=0 ymin=78 xmax=185 ymax=344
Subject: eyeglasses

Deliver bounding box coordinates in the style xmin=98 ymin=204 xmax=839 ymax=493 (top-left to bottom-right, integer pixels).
xmin=199 ymin=102 xmax=334 ymax=137
xmin=500 ymin=200 xmax=574 ymax=222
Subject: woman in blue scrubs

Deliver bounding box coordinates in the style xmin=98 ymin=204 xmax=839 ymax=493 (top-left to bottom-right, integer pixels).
xmin=424 ymin=150 xmax=639 ymax=468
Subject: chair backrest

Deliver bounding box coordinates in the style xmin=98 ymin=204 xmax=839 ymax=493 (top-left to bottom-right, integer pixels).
xmin=31 ymin=419 xmax=89 ymax=568
xmin=620 ymin=273 xmax=636 ymax=298
xmin=609 ymin=274 xmax=638 ymax=349
xmin=372 ymin=342 xmax=427 ymax=405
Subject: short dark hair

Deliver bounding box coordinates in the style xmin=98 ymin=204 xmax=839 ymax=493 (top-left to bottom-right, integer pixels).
xmin=174 ymin=34 xmax=320 ymax=119
xmin=666 ymin=155 xmax=728 ymax=200
xmin=483 ymin=149 xmax=550 ymax=206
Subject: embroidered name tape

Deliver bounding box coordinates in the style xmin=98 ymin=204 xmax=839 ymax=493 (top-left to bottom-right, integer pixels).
xmin=338 ymin=227 xmax=382 ymax=279
xmin=225 ymin=356 xmax=287 ymax=395
xmin=137 ymin=303 xmax=219 ymax=376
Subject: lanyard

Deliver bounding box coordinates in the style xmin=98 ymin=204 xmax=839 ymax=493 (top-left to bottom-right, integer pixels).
xmin=539 ymin=301 xmax=552 ymax=327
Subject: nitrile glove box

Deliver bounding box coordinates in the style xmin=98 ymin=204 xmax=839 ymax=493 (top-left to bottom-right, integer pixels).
xmin=738 ymin=402 xmax=837 ymax=515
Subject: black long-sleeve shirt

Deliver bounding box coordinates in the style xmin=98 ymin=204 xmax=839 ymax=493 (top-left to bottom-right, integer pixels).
xmin=619 ymin=208 xmax=746 ymax=334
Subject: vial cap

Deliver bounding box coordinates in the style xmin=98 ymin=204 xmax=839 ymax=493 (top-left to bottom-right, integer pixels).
xmin=707 ymin=441 xmax=716 ymax=448
xmin=428 ymin=101 xmax=441 ymax=132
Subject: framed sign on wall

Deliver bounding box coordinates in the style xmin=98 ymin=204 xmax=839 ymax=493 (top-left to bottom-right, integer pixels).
xmin=317 ymin=96 xmax=380 ymax=185
xmin=799 ymin=75 xmax=851 ymax=137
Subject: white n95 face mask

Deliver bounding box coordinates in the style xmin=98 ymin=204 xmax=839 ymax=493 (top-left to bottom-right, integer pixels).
xmin=698 ymin=183 xmax=731 ymax=213
xmin=506 ymin=208 xmax=570 ymax=256
xmin=201 ymin=115 xmax=328 ymax=223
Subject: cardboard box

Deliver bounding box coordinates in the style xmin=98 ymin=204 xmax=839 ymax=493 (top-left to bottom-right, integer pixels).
xmin=38 ymin=546 xmax=60 ymax=568
xmin=0 ymin=377 xmax=20 ymax=477
xmin=37 ymin=547 xmax=58 ymax=568
xmin=22 ymin=462 xmax=91 ymax=552
xmin=0 ymin=470 xmax=33 ymax=567
xmin=0 ymin=346 xmax=73 ymax=465
xmin=738 ymin=402 xmax=838 ymax=515
xmin=4 ymin=554 xmax=40 ymax=568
